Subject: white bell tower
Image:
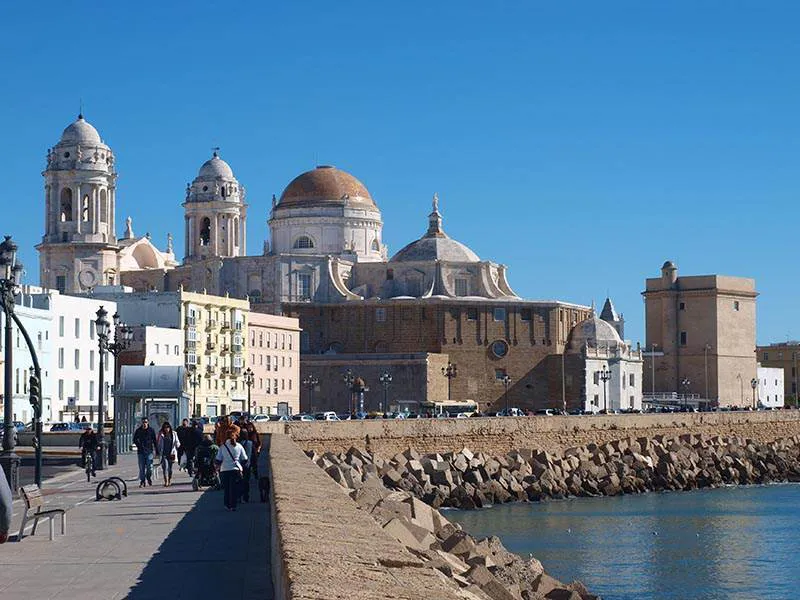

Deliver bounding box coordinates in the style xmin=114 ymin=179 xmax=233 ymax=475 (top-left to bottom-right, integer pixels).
xmin=37 ymin=114 xmax=120 ymax=293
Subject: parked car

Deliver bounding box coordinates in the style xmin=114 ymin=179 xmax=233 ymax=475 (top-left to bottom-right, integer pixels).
xmin=314 ymin=412 xmax=340 ymax=421
xmin=496 ymin=408 xmax=524 ymax=417
xmin=336 ymin=413 xmax=352 ymax=421
xmin=49 ymin=422 xmax=71 ymax=432
xmin=291 ymin=414 xmax=315 ymax=422
xmin=534 ymin=409 xmax=555 ymax=416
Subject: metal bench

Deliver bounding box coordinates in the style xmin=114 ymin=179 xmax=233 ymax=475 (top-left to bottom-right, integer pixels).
xmin=18 ymin=484 xmax=67 ymax=541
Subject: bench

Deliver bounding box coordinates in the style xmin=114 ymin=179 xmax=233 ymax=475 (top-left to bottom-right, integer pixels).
xmin=18 ymin=484 xmax=67 ymax=541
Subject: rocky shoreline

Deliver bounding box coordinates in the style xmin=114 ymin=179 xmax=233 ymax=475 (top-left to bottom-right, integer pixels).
xmin=308 ymin=433 xmax=800 ymax=599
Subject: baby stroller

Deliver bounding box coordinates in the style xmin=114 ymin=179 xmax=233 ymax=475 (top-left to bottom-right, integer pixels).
xmin=191 ymin=443 xmax=220 ymax=491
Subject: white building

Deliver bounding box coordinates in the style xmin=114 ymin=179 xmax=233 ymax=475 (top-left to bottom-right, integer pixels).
xmin=757 ymin=364 xmax=784 ymax=408
xmin=23 ymin=288 xmax=117 ymax=422
xmin=568 ymin=315 xmax=644 ymax=413
xmin=0 ymin=294 xmax=53 ymax=424
xmin=130 ymin=326 xmax=184 ymax=367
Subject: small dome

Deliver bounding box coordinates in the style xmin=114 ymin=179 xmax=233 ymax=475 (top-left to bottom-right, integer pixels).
xmin=60 ymin=115 xmax=102 ymax=145
xmin=568 ymin=316 xmax=623 ymax=352
xmin=198 ymin=153 xmax=234 ymax=179
xmin=278 ymin=165 xmax=376 ymax=209
xmin=662 ymin=260 xmax=676 ymax=270
xmin=391 ymin=237 xmax=480 ymax=263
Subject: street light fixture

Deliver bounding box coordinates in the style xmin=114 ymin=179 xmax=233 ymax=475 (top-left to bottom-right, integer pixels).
xmin=0 ymin=236 xmax=25 ymax=490
xmin=303 ymin=374 xmax=319 ymax=414
xmin=501 ymin=374 xmax=511 ymax=414
xmin=379 ymin=371 xmax=392 ymax=414
xmin=442 ymin=362 xmax=457 ymax=401
xmin=94 ymin=306 xmax=133 ymax=470
xmin=343 ymin=369 xmax=355 ymax=414
xmin=243 ymin=367 xmax=254 ymax=416
xmin=681 ymin=377 xmax=691 ymax=410
xmin=750 ymin=377 xmax=758 ymax=410
xmin=188 ymin=366 xmax=202 ymax=417
xmin=599 ymin=367 xmax=612 ymax=413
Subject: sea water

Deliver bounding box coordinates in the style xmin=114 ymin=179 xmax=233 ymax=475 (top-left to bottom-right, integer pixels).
xmin=447 ymin=484 xmax=800 ymax=600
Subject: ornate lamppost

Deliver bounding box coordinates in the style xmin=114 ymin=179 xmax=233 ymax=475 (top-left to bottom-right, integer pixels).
xmin=243 ymin=367 xmax=254 ymax=416
xmin=303 ymin=374 xmax=319 ymax=414
xmin=681 ymin=377 xmax=691 ymax=410
xmin=379 ymin=371 xmax=392 ymax=414
xmin=0 ymin=236 xmax=24 ymax=490
xmin=343 ymin=369 xmax=355 ymax=415
xmin=501 ymin=374 xmax=511 ymax=414
xmin=750 ymin=377 xmax=758 ymax=410
xmin=600 ymin=367 xmax=612 ymax=413
xmin=442 ymin=362 xmax=457 ymax=401
xmin=188 ymin=366 xmax=202 ymax=417
xmin=94 ymin=306 xmax=132 ymax=470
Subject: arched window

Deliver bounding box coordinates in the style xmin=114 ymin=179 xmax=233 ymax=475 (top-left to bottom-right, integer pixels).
xmin=371 ymin=239 xmax=380 ymax=251
xmin=60 ymin=188 xmax=73 ymax=222
xmin=200 ymin=217 xmax=211 ymax=246
xmin=293 ymin=236 xmax=314 ymax=249
xmin=81 ymin=195 xmax=90 ymax=221
xmin=233 ymin=217 xmax=239 ymax=246
xmin=99 ymin=189 xmax=108 ymax=223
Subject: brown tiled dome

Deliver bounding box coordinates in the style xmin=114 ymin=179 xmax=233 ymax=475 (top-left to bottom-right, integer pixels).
xmin=277 ymin=165 xmax=376 ymax=209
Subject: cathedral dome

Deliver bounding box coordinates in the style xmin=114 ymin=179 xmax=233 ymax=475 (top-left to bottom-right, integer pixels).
xmin=278 ymin=166 xmax=376 ymax=209
xmin=568 ymin=315 xmax=623 ymax=352
xmin=198 ymin=152 xmax=234 ymax=179
xmin=59 ymin=115 xmax=102 ymax=145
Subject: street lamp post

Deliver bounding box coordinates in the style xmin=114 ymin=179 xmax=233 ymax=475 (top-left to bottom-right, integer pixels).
xmin=303 ymin=374 xmax=319 ymax=414
xmin=442 ymin=362 xmax=457 ymax=401
xmin=379 ymin=371 xmax=392 ymax=414
xmin=599 ymin=367 xmax=611 ymax=412
xmin=750 ymin=378 xmax=758 ymax=410
xmin=343 ymin=369 xmax=355 ymax=415
xmin=243 ymin=367 xmax=254 ymax=416
xmin=94 ymin=307 xmax=133 ymax=470
xmin=648 ymin=343 xmax=658 ymax=399
xmin=502 ymin=374 xmax=511 ymax=414
xmin=0 ymin=235 xmax=24 ymax=490
xmin=704 ymin=344 xmax=712 ymax=403
xmin=681 ymin=377 xmax=691 ymax=410
xmin=188 ymin=367 xmax=202 ymax=417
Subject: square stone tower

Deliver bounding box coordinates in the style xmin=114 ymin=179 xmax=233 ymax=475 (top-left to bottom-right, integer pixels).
xmin=642 ymin=261 xmax=757 ymax=407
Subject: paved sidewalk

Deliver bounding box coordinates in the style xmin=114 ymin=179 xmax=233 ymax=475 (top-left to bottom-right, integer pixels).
xmin=0 ymin=455 xmax=273 ymax=600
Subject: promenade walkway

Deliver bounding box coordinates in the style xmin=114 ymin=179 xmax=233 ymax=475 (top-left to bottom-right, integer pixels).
xmin=0 ymin=455 xmax=273 ymax=600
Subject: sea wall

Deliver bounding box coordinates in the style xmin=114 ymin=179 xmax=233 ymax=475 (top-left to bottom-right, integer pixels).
xmin=257 ymin=411 xmax=800 ymax=456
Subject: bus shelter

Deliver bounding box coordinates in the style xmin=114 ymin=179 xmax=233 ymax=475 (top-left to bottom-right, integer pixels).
xmin=114 ymin=365 xmax=189 ymax=453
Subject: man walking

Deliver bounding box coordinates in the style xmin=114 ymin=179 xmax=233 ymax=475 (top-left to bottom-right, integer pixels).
xmin=133 ymin=417 xmax=157 ymax=487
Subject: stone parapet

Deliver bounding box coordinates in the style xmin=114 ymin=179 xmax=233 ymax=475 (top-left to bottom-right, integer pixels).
xmin=268 ymin=434 xmax=464 ymax=600
xmin=258 ymin=410 xmax=800 ymax=457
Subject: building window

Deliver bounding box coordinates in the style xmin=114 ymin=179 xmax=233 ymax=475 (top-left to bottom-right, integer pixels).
xmin=297 ymin=273 xmax=312 ymax=300
xmin=376 ymin=308 xmax=387 ymax=323
xmin=288 ymin=335 xmax=293 ymax=350
xmin=282 ymin=356 xmax=286 ymax=367
xmin=266 ymin=356 xmax=271 ymax=371
xmin=680 ymin=331 xmax=687 ymax=346
xmin=455 ymin=278 xmax=469 ymax=297
xmin=293 ymin=236 xmax=314 ymax=249
xmin=74 ymin=380 xmax=80 ymax=400
xmin=289 ymin=379 xmax=292 ymax=390
xmin=491 ymin=339 xmax=509 ymax=358
xmin=593 ymin=371 xmax=600 ymax=385
xmin=467 ymin=308 xmax=478 ymax=321
xmin=74 ymin=349 xmax=80 ymax=369
xmin=629 ymin=373 xmax=635 ymax=387
xmin=734 ymin=301 xmax=740 ymax=311
xmin=763 ymin=352 xmax=768 ymax=361
xmin=75 ymin=318 xmax=80 ymax=338
xmin=89 ymin=351 xmax=95 ymax=371
xmin=520 ymin=309 xmax=532 ymax=322
xmin=679 ymin=302 xmax=685 ymax=311
xmin=493 ymin=308 xmax=506 ymax=322
xmin=58 ymin=348 xmax=64 ymax=369
xmin=59 ymin=316 xmax=64 ymax=337
xmin=200 ymin=217 xmax=211 ymax=246
xmin=89 ymin=381 xmax=95 ymax=402
xmin=89 ymin=321 xmax=95 ymax=340
xmin=281 ymin=334 xmax=286 ymax=350
xmin=593 ymin=394 xmax=599 ymax=406
xmin=58 ymin=379 xmax=64 ymax=400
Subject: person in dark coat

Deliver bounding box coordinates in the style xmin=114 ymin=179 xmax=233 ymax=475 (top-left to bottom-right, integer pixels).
xmin=176 ymin=419 xmax=197 ymax=474
xmin=133 ymin=417 xmax=157 ymax=487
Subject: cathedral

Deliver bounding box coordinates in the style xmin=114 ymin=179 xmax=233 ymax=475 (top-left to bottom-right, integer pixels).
xmin=37 ymin=114 xmax=642 ymax=412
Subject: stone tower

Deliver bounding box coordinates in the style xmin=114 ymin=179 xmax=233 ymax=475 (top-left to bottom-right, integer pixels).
xmin=37 ymin=114 xmax=120 ymax=293
xmin=183 ymin=151 xmax=247 ymax=263
xmin=599 ymin=296 xmax=624 ymax=339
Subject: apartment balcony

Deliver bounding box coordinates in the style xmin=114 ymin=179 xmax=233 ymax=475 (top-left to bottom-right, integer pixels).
xmin=232 ymin=344 xmax=243 ymax=354
xmin=221 ymin=367 xmax=230 ymax=375
xmin=205 ymin=320 xmax=217 ymax=332
xmin=205 ymin=343 xmax=215 ymax=354
xmin=220 ymin=345 xmax=231 ymax=355
xmin=220 ymin=321 xmax=232 ymax=332
xmin=185 ymin=317 xmax=197 ymax=328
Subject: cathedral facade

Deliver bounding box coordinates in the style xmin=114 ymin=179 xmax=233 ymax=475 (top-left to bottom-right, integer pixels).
xmin=37 ymin=114 xmax=641 ymax=412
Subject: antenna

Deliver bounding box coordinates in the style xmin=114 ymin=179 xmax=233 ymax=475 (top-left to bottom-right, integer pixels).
xmin=78 ymin=98 xmax=83 ymax=119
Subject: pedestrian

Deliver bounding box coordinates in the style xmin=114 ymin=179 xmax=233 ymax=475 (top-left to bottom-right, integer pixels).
xmin=176 ymin=418 xmax=194 ymax=471
xmin=215 ymin=429 xmax=248 ymax=511
xmin=238 ymin=430 xmax=253 ymax=503
xmin=156 ymin=421 xmax=180 ymax=487
xmin=133 ymin=417 xmax=157 ymax=487
xmin=78 ymin=425 xmax=99 ymax=477
xmin=257 ymin=434 xmax=271 ymax=503
xmin=214 ymin=415 xmax=240 ymax=446
xmin=81 ymin=415 xmax=87 ymax=423
xmin=0 ymin=469 xmax=12 ymax=543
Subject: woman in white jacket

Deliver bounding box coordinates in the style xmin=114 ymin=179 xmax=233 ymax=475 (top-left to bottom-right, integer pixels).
xmin=156 ymin=421 xmax=180 ymax=487
xmin=215 ymin=429 xmax=248 ymax=511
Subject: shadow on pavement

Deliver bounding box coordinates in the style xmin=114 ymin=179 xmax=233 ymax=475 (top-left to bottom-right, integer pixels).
xmin=127 ymin=483 xmax=273 ymax=600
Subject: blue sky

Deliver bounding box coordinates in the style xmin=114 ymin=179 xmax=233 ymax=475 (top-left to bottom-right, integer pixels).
xmin=2 ymin=2 xmax=798 ymax=345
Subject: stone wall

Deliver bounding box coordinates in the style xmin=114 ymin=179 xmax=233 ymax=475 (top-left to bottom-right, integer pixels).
xmin=268 ymin=434 xmax=465 ymax=600
xmin=257 ymin=411 xmax=800 ymax=457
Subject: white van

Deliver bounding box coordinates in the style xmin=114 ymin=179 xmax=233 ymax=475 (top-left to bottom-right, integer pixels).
xmin=314 ymin=411 xmax=340 ymax=421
